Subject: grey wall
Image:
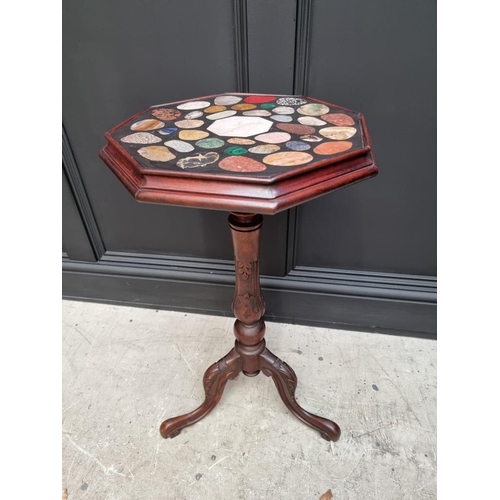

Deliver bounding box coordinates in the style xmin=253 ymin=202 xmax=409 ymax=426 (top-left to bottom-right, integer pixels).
xmin=298 ymin=0 xmax=436 ymax=275
xmin=63 ymin=0 xmax=436 ymax=337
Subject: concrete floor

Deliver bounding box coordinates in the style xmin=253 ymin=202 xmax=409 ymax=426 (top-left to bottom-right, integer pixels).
xmin=62 ymin=300 xmax=436 ymax=500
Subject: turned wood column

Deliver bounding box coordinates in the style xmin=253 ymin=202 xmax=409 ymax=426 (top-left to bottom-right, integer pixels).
xmin=228 ymin=212 xmax=266 ymax=377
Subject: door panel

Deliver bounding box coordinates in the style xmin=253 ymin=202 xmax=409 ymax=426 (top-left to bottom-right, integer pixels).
xmin=62 ymin=167 xmax=95 ymax=262
xmin=247 ymin=0 xmax=296 ymax=94
xmin=295 ymin=0 xmax=436 ymax=275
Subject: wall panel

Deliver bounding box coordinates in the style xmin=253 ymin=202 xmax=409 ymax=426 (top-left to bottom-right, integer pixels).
xmin=295 ymin=0 xmax=436 ymax=275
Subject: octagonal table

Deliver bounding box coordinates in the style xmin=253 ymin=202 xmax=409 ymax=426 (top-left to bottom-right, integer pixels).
xmin=100 ymin=93 xmax=378 ymax=442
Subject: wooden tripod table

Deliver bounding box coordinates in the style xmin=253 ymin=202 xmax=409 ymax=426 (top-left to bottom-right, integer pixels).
xmin=100 ymin=93 xmax=378 ymax=442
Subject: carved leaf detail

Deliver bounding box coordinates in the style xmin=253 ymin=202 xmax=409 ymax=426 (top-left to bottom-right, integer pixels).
xmin=204 ymin=358 xmax=233 ymax=397
xmin=272 ymin=357 xmax=296 ymax=399
xmin=234 ymin=292 xmax=265 ymax=319
xmin=237 ymin=261 xmax=252 ymax=280
xmin=204 ymin=365 xmax=220 ymax=394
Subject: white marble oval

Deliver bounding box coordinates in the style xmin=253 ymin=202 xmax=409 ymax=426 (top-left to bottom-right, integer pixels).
xmin=214 ymin=95 xmax=242 ymax=106
xmin=254 ymin=132 xmax=291 ymax=144
xmin=270 ymin=115 xmax=293 ymax=122
xmin=177 ymin=100 xmax=211 ymax=110
xmin=164 ymin=140 xmax=195 ymax=153
xmin=243 ymin=110 xmax=272 ymax=117
xmin=298 ymin=116 xmax=326 ymax=126
xmin=206 ymin=110 xmax=237 ymax=121
xmin=184 ymin=110 xmax=203 ymax=120
xmin=272 ymin=106 xmax=294 ymax=115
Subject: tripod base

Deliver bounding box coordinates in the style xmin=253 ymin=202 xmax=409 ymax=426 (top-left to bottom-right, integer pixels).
xmin=161 ymin=213 xmax=341 ymax=443
xmin=160 ymin=340 xmax=341 ymax=442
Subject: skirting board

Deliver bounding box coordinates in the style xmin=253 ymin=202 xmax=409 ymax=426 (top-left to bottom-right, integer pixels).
xmin=62 ymin=252 xmax=436 ymax=339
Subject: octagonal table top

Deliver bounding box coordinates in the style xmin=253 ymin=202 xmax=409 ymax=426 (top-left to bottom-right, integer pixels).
xmin=100 ymin=93 xmax=378 ymax=214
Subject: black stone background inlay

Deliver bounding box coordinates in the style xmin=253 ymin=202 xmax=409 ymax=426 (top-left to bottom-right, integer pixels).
xmin=110 ymin=94 xmax=364 ymax=180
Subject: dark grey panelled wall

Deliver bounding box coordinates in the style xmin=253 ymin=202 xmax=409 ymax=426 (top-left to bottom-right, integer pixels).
xmin=63 ymin=0 xmax=436 ymax=337
xmin=297 ymin=0 xmax=437 ymax=275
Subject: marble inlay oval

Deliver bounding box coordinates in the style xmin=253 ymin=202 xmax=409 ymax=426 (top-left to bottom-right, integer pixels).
xmin=243 ymin=110 xmax=272 ymax=117
xmin=270 ymin=115 xmax=293 ymax=122
xmin=130 ymin=119 xmax=165 ymax=131
xmin=158 ymin=127 xmax=178 ymax=135
xmin=206 ymin=110 xmax=237 ymax=120
xmin=164 ymin=140 xmax=194 ymax=153
xmin=277 ymin=123 xmax=315 ymax=135
xmin=319 ymin=127 xmax=357 ymax=140
xmin=272 ymin=106 xmax=294 ymax=115
xmin=286 ymin=141 xmax=311 ymax=151
xmin=248 ymin=144 xmax=281 ymax=154
xmin=314 ymin=141 xmax=353 ymax=155
xmin=224 ymin=145 xmax=248 ymax=155
xmin=184 ymin=111 xmax=203 ymax=120
xmin=298 ymin=116 xmax=326 ymax=126
xmin=276 ymin=97 xmax=308 ymax=106
xmin=260 ymin=103 xmax=276 ymax=109
xmin=177 ymin=101 xmax=211 ymax=110
xmin=254 ymin=132 xmax=291 ymax=144
xmin=232 ymin=103 xmax=256 ymax=111
xmin=176 ymin=152 xmax=219 ymax=169
xmin=219 ymin=156 xmax=266 ymax=173
xmin=179 ymin=130 xmax=209 ymax=141
xmin=263 ymin=152 xmax=313 ymax=166
xmin=214 ymin=95 xmax=242 ymax=106
xmin=137 ymin=146 xmax=175 ymax=162
xmin=121 ymin=132 xmax=162 ymax=144
xmin=300 ymin=134 xmax=323 ymax=142
xmin=151 ymin=108 xmax=181 ymax=121
xmin=244 ymin=95 xmax=276 ymax=104
xmin=195 ymin=138 xmax=225 ymax=149
xmin=227 ymin=138 xmax=256 ymax=145
xmin=174 ymin=119 xmax=205 ymax=129
xmin=321 ymin=113 xmax=355 ymax=126
xmin=204 ymin=105 xmax=227 ymax=114
xmin=297 ymin=103 xmax=330 ymax=116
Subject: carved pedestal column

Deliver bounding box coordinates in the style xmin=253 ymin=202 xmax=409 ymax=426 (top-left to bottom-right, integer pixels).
xmin=229 ymin=213 xmax=266 ymax=377
xmin=160 ymin=213 xmax=341 ymax=442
